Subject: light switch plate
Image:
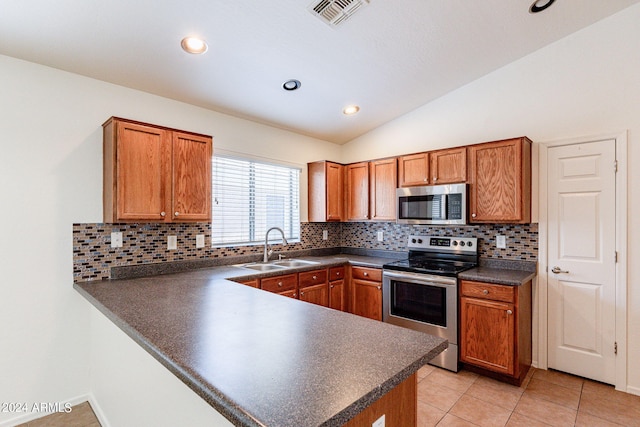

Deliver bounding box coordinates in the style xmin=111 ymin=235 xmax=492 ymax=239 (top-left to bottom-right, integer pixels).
xmin=168 ymin=235 xmax=177 ymax=250
xmin=196 ymin=234 xmax=205 ymax=248
xmin=377 ymin=231 xmax=384 ymax=242
xmin=496 ymin=235 xmax=507 ymax=249
xmin=322 ymin=230 xmax=328 ymax=240
xmin=372 ymin=414 xmax=385 ymax=427
xmin=110 ymin=232 xmax=123 ymax=248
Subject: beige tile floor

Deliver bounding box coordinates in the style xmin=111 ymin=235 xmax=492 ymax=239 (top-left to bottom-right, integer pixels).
xmin=417 ymin=365 xmax=640 ymax=427
xmin=17 ymin=367 xmax=640 ymax=427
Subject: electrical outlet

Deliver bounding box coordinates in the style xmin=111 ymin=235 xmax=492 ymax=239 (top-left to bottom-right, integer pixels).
xmin=372 ymin=414 xmax=385 ymax=427
xmin=110 ymin=232 xmax=123 ymax=248
xmin=168 ymin=235 xmax=177 ymax=250
xmin=322 ymin=230 xmax=328 ymax=240
xmin=196 ymin=234 xmax=205 ymax=248
xmin=377 ymin=231 xmax=384 ymax=242
xmin=496 ymin=235 xmax=507 ymax=249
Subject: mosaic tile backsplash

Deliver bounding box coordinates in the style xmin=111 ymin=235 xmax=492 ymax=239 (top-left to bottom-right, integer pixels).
xmin=73 ymin=222 xmax=537 ymax=282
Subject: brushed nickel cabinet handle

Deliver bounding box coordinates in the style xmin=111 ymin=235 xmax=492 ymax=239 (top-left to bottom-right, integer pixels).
xmin=175 ymin=212 xmax=180 ymax=217
xmin=507 ymin=310 xmax=513 ymax=315
xmin=160 ymin=211 xmax=166 ymax=217
xmin=482 ymin=289 xmax=489 ymax=295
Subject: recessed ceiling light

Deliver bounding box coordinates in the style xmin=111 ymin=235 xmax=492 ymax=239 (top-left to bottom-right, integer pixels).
xmin=343 ymin=105 xmax=360 ymax=115
xmin=529 ymin=0 xmax=556 ymax=14
xmin=282 ymin=79 xmax=301 ymax=91
xmin=181 ymin=37 xmax=208 ymax=54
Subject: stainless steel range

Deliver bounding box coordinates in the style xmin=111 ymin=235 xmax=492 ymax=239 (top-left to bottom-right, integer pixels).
xmin=382 ymin=235 xmax=478 ymax=372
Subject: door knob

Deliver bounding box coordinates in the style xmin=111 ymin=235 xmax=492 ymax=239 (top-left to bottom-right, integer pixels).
xmin=551 ymin=266 xmax=569 ymax=274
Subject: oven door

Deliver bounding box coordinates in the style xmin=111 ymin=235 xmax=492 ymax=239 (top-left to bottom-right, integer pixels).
xmin=382 ymin=270 xmax=457 ymax=342
xmin=383 ymin=270 xmax=460 ymax=371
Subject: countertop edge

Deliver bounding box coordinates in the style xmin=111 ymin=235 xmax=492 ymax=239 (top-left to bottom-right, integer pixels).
xmin=322 ymin=340 xmax=448 ymax=426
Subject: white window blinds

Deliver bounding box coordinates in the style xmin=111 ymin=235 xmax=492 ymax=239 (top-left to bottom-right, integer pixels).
xmin=211 ymin=156 xmax=301 ymax=245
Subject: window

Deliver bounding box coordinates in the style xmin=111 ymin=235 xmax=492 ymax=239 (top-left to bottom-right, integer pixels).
xmin=211 ymin=155 xmax=300 ymax=245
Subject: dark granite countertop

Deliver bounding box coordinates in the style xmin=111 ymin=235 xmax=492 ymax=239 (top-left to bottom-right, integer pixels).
xmin=459 ymin=258 xmax=537 ymax=286
xmin=74 ymin=255 xmax=446 ymax=427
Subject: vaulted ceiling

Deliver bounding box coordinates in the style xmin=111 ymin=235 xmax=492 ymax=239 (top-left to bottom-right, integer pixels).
xmin=1 ymin=0 xmax=638 ymax=143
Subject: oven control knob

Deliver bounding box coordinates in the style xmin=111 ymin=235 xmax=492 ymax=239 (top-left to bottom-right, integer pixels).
xmin=411 ymin=238 xmax=417 ymax=243
xmin=467 ymin=241 xmax=473 ymax=247
xmin=460 ymin=241 xmax=466 ymax=246
xmin=452 ymin=241 xmax=458 ymax=246
xmin=417 ymin=239 xmax=423 ymax=244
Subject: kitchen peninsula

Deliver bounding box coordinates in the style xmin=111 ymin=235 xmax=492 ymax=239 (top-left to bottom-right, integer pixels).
xmin=75 ymin=260 xmax=447 ymax=427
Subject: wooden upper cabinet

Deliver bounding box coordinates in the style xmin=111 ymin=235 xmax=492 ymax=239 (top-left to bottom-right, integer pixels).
xmin=346 ymin=162 xmax=370 ymax=221
xmin=369 ymin=158 xmax=397 ymax=221
xmin=171 ymin=132 xmax=212 ymax=221
xmin=103 ymin=117 xmax=212 ymax=223
xmin=308 ymin=161 xmax=343 ymax=222
xmin=430 ymin=147 xmax=467 ymax=184
xmin=467 ymin=137 xmax=531 ymax=223
xmin=398 ymin=153 xmax=429 ymax=187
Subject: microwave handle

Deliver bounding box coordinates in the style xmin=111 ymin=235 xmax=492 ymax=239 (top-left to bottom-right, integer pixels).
xmin=440 ymin=194 xmax=447 ymax=220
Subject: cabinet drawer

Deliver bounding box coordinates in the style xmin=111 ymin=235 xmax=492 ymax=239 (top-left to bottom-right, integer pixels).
xmin=329 ymin=266 xmax=345 ymax=281
xmin=261 ymin=274 xmax=297 ymax=293
xmin=351 ymin=266 xmax=382 ymax=282
xmin=299 ymin=269 xmax=327 ymax=288
xmin=460 ymin=280 xmax=515 ymax=303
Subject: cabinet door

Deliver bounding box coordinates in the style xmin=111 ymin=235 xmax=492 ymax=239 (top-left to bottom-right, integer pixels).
xmin=369 ymin=158 xmax=397 ymax=221
xmin=329 ymin=279 xmax=346 ymax=311
xmin=300 ymin=283 xmax=329 ymax=307
xmin=398 ymin=153 xmax=429 ymax=187
xmin=430 ymin=147 xmax=467 ymax=184
xmin=326 ymin=162 xmax=344 ymax=221
xmin=308 ymin=161 xmax=343 ymax=222
xmin=115 ymin=121 xmax=169 ymax=221
xmin=346 ymin=162 xmax=369 ymax=220
xmin=460 ymin=296 xmax=515 ymax=375
xmin=171 ymin=132 xmax=212 ymax=221
xmin=468 ymin=138 xmax=531 ymax=223
xmin=352 ymin=279 xmax=382 ymax=321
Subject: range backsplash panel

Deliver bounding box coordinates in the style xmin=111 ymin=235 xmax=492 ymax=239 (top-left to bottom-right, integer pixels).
xmin=341 ymin=222 xmax=538 ymax=260
xmin=73 ymin=222 xmax=537 ymax=283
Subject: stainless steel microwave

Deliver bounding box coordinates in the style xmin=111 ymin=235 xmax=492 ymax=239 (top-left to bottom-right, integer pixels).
xmin=396 ymin=183 xmax=467 ymax=225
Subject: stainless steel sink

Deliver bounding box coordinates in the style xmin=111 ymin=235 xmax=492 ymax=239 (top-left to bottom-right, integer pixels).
xmin=272 ymin=259 xmax=320 ymax=268
xmin=241 ymin=263 xmax=288 ymax=272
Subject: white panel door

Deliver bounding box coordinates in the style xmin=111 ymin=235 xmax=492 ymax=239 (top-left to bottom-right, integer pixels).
xmin=547 ymin=140 xmax=616 ymax=384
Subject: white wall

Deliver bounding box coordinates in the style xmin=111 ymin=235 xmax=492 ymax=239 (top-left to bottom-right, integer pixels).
xmin=342 ymin=3 xmax=640 ymax=392
xmin=0 ymin=54 xmax=338 ymax=425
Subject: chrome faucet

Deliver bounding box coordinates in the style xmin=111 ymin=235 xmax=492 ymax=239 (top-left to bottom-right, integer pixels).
xmin=263 ymin=227 xmax=288 ymax=263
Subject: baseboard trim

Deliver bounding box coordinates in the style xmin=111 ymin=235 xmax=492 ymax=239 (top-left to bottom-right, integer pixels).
xmin=0 ymin=393 xmax=108 ymax=427
xmin=627 ymin=385 xmax=640 ymax=397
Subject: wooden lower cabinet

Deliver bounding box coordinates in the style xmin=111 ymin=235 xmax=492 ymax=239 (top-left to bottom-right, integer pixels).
xmin=459 ymin=279 xmax=532 ymax=385
xmin=299 ymin=269 xmax=328 ymax=307
xmin=351 ymin=267 xmax=383 ymax=321
xmin=328 ymin=266 xmax=346 ymax=311
xmin=238 ymin=279 xmax=259 ymax=288
xmin=260 ymin=274 xmax=297 ymax=294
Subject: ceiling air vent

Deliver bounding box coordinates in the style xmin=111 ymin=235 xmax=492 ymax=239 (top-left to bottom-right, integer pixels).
xmin=309 ymin=0 xmax=371 ymax=27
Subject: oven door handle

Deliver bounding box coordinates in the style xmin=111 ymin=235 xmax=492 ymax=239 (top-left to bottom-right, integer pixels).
xmin=383 ymin=270 xmax=457 ymax=286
